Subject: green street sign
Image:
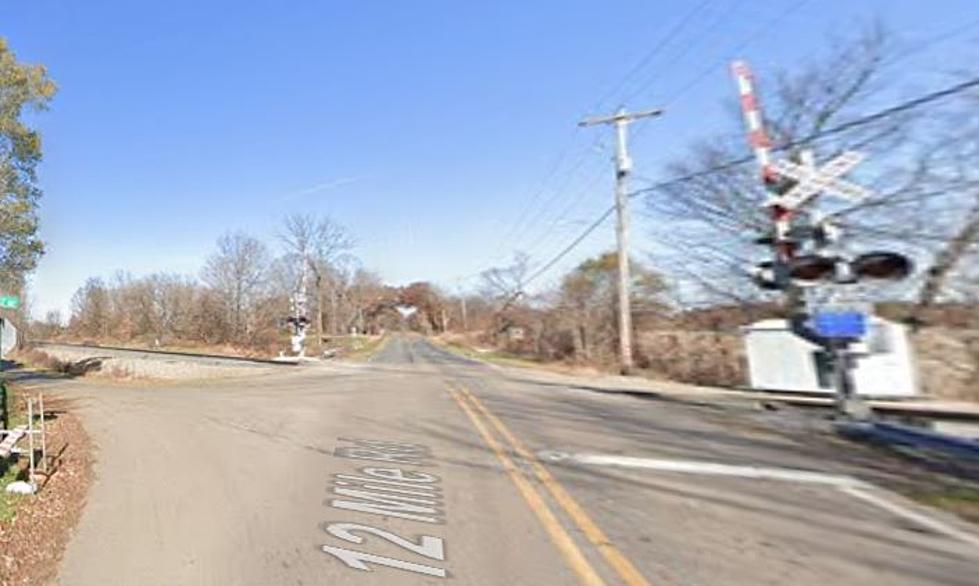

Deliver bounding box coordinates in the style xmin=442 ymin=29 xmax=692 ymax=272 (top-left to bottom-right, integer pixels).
xmin=0 ymin=296 xmax=20 ymax=309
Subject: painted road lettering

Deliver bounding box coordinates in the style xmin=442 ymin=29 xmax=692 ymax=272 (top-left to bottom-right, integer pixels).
xmin=334 ymin=438 xmax=433 ymax=466
xmin=326 ymin=523 xmax=445 ymax=561
xmin=322 ymin=438 xmax=448 ymax=578
xmin=321 ymin=545 xmax=447 ymax=578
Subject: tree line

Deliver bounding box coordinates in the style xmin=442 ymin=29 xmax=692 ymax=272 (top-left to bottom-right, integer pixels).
xmin=47 ymin=215 xmax=397 ymax=352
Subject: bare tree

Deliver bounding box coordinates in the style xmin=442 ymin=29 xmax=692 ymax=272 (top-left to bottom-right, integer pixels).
xmin=70 ymin=277 xmax=110 ymax=338
xmin=480 ymin=252 xmax=531 ymax=335
xmin=645 ymin=26 xmax=977 ymax=311
xmin=201 ymin=231 xmax=270 ymax=343
xmin=481 ymin=252 xmax=530 ymax=302
xmin=910 ymin=86 xmax=979 ymax=312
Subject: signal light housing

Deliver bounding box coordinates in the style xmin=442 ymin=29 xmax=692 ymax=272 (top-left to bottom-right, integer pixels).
xmin=851 ymin=252 xmax=913 ymax=280
xmin=751 ymin=260 xmax=788 ymax=290
xmin=787 ymin=254 xmax=838 ymax=283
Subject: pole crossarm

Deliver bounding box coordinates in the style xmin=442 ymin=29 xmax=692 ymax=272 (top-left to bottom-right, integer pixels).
xmin=578 ymin=108 xmax=663 ymax=127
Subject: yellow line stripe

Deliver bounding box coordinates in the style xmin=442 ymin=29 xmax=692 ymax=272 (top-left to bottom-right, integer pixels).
xmin=460 ymin=386 xmax=653 ymax=586
xmin=446 ymin=386 xmax=607 ymax=586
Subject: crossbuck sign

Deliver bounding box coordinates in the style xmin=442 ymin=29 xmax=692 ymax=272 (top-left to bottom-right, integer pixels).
xmin=768 ymin=150 xmax=871 ymax=210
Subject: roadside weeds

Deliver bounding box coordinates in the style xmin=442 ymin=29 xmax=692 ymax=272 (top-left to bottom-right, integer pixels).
xmin=0 ymin=394 xmax=94 ymax=586
xmin=337 ymin=334 xmax=387 ymax=361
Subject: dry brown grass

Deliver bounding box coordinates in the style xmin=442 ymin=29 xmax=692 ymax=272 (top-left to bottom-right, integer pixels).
xmin=912 ymin=328 xmax=979 ymax=402
xmin=637 ymin=330 xmax=747 ymax=387
xmin=15 ymin=348 xmax=72 ymax=375
xmin=14 ymin=347 xmax=117 ymax=378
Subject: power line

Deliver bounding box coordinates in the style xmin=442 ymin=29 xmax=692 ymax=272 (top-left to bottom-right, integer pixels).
xmin=885 ymin=15 xmax=979 ymax=68
xmin=490 ymin=129 xmax=582 ymax=252
xmin=489 ymin=1 xmax=725 ymax=269
xmin=501 ymin=135 xmax=609 ymax=253
xmin=659 ymin=0 xmax=813 ymax=108
xmin=516 ymin=0 xmax=755 ymax=264
xmin=592 ymin=0 xmax=718 ymax=109
xmin=619 ymin=0 xmax=745 ymax=106
xmin=524 ymin=207 xmax=616 ymax=286
xmin=633 ymin=72 xmax=979 ymax=198
xmin=518 ymin=72 xmax=979 ymax=288
xmin=628 ymin=0 xmax=810 ymax=152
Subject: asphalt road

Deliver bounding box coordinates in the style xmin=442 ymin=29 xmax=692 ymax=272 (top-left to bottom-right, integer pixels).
xmin=48 ymin=335 xmax=979 ymax=585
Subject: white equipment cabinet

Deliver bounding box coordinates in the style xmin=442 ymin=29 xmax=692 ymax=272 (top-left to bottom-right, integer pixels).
xmin=742 ymin=317 xmax=918 ymax=398
xmin=0 ymin=318 xmax=15 ymax=356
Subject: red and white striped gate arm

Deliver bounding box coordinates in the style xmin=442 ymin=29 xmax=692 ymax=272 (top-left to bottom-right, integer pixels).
xmin=731 ymin=60 xmax=775 ymax=181
xmin=731 ymin=59 xmax=794 ymax=260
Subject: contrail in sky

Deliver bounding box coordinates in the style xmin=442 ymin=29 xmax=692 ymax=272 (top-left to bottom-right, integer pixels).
xmin=281 ymin=177 xmax=358 ymax=200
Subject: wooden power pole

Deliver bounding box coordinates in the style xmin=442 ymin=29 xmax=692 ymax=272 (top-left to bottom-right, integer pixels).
xmin=579 ymin=107 xmax=662 ymax=374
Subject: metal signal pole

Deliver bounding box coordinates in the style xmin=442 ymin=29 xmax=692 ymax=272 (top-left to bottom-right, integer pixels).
xmin=579 ymin=107 xmax=662 ymax=374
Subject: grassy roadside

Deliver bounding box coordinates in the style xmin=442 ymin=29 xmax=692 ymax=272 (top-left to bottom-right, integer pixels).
xmin=0 ymin=380 xmax=29 ymax=522
xmin=0 ymin=464 xmax=23 ymax=522
xmin=342 ymin=335 xmax=388 ymax=361
xmin=431 ymin=336 xmax=544 ymax=367
xmin=909 ymin=487 xmax=979 ymax=524
xmin=431 ymin=336 xmax=615 ymax=378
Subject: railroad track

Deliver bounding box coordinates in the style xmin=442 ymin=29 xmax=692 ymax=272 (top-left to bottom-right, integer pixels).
xmin=32 ymin=341 xmax=297 ymax=367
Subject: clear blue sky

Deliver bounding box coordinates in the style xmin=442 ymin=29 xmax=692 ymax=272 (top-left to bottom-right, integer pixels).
xmin=4 ymin=0 xmax=977 ymax=317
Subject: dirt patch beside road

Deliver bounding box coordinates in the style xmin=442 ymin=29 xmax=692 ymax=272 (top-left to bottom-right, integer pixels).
xmin=0 ymin=397 xmax=94 ymax=586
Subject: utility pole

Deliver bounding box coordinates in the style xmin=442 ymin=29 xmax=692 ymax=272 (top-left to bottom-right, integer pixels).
xmin=579 ymin=107 xmax=662 ymax=374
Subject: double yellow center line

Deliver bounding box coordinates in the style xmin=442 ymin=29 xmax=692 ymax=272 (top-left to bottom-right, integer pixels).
xmin=447 ymin=384 xmax=651 ymax=586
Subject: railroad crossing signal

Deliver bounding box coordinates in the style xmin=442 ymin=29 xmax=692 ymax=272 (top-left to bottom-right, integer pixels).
xmin=769 ymin=150 xmax=870 ymax=210
xmin=732 ymin=59 xmax=912 ymax=419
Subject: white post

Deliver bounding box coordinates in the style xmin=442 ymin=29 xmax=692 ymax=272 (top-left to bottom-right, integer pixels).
xmin=39 ymin=393 xmax=46 ymax=472
xmin=27 ymin=397 xmax=35 ymax=490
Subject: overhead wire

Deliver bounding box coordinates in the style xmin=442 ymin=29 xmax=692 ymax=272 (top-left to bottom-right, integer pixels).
xmin=618 ymin=0 xmax=745 ymax=106
xmin=520 ymin=72 xmax=979 ymax=288
xmin=659 ymin=0 xmax=812 ymax=109
xmin=518 ymin=1 xmax=814 ymax=286
xmin=590 ymin=0 xmax=719 ymax=110
xmin=479 ymin=0 xmax=732 ymax=280
xmin=508 ymin=2 xmax=730 ymax=268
